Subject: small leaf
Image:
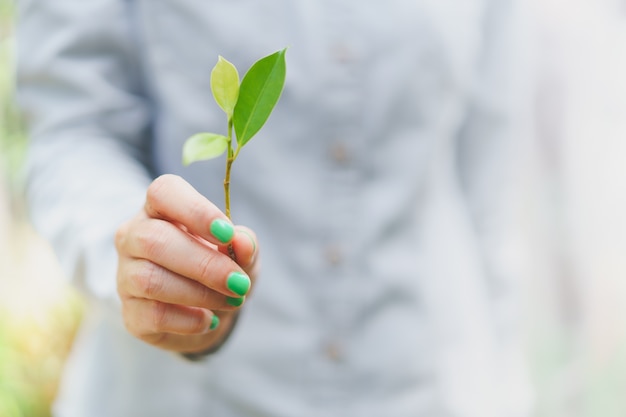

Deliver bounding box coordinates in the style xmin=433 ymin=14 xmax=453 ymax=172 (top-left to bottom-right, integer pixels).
xmin=182 ymin=133 xmax=228 ymax=166
xmin=211 ymin=56 xmax=240 ymax=117
xmin=234 ymin=48 xmax=287 ymax=148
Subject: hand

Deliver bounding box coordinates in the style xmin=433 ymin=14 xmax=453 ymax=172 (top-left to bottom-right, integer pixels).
xmin=115 ymin=174 xmax=259 ymax=354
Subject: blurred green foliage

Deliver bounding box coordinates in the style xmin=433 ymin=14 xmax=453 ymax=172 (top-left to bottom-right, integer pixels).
xmin=0 ymin=296 xmax=83 ymax=417
xmin=1 ymin=0 xmax=26 ymax=196
xmin=1 ymin=2 xmax=83 ymax=417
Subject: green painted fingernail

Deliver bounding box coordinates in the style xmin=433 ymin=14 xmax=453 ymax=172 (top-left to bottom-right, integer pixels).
xmin=227 ymin=272 xmax=250 ymax=296
xmin=226 ymin=296 xmax=245 ymax=307
xmin=210 ymin=219 xmax=234 ymax=243
xmin=210 ymin=314 xmax=220 ymax=330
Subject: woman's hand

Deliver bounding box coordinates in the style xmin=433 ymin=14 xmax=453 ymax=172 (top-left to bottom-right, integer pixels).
xmin=115 ymin=174 xmax=259 ymax=354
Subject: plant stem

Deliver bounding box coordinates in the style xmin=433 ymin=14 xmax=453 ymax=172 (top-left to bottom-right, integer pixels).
xmin=224 ymin=156 xmax=234 ymax=219
xmin=224 ymin=118 xmax=234 ymax=220
xmin=224 ymin=117 xmax=236 ymax=261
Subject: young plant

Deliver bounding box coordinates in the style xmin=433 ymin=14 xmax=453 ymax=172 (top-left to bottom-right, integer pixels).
xmin=182 ymin=48 xmax=287 ymax=223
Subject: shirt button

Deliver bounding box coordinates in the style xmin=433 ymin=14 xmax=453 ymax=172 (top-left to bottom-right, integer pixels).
xmin=324 ymin=341 xmax=343 ymax=362
xmin=330 ymin=43 xmax=355 ymax=64
xmin=324 ymin=245 xmax=343 ymax=266
xmin=329 ymin=142 xmax=349 ymax=164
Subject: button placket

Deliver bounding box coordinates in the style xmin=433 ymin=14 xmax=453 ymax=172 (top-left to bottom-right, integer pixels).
xmin=314 ymin=1 xmax=363 ymax=374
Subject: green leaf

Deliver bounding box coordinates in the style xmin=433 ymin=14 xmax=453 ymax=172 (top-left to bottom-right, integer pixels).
xmin=182 ymin=133 xmax=228 ymax=166
xmin=234 ymin=48 xmax=287 ymax=148
xmin=211 ymin=56 xmax=240 ymax=117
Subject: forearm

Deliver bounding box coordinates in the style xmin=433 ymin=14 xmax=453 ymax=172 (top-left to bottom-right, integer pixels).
xmin=26 ymin=132 xmax=151 ymax=300
xmin=17 ymin=0 xmax=153 ymax=301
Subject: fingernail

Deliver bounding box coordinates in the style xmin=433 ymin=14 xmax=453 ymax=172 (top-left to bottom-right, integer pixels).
xmin=209 ymin=314 xmax=220 ymax=330
xmin=236 ymin=229 xmax=257 ymax=264
xmin=210 ymin=219 xmax=234 ymax=243
xmin=226 ymin=296 xmax=245 ymax=307
xmin=237 ymin=229 xmax=257 ymax=254
xmin=226 ymin=272 xmax=250 ymax=296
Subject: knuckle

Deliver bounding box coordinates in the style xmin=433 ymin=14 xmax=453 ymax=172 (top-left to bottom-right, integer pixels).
xmin=146 ymin=174 xmax=180 ymax=211
xmin=138 ymin=331 xmax=168 ymax=347
xmin=134 ymin=221 xmax=167 ymax=259
xmin=116 ymin=272 xmax=128 ymax=298
xmin=120 ymin=304 xmax=135 ymax=333
xmin=197 ymin=251 xmax=219 ymax=282
xmin=197 ymin=286 xmax=216 ymax=308
xmin=122 ymin=302 xmax=152 ymax=343
xmin=133 ymin=261 xmax=164 ymax=298
xmin=188 ymin=312 xmax=208 ymax=334
xmin=151 ymin=300 xmax=169 ymax=332
xmin=114 ymin=221 xmax=130 ymax=251
xmin=121 ymin=300 xmax=169 ymax=346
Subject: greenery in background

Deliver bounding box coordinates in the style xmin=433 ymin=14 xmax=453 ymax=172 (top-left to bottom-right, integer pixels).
xmin=0 ymin=2 xmax=83 ymax=417
xmin=0 ymin=298 xmax=83 ymax=417
xmin=0 ymin=0 xmax=26 ymax=199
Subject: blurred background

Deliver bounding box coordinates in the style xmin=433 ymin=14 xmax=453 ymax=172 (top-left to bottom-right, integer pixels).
xmin=0 ymin=1 xmax=84 ymax=416
xmin=523 ymin=0 xmax=626 ymax=415
xmin=1 ymin=0 xmax=625 ymax=416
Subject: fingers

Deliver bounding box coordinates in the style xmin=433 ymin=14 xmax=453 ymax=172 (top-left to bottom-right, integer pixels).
xmin=119 ymin=217 xmax=251 ymax=298
xmin=144 ymin=174 xmax=235 ymax=246
xmin=118 ymin=258 xmax=244 ymax=311
xmin=115 ymin=175 xmax=260 ymax=353
xmin=123 ymin=298 xmax=218 ymax=337
xmin=121 ymin=298 xmax=233 ymax=352
xmin=224 ymin=226 xmax=259 ymax=270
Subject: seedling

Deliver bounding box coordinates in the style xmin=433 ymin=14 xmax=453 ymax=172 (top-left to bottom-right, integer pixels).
xmin=182 ymin=48 xmax=287 ymax=223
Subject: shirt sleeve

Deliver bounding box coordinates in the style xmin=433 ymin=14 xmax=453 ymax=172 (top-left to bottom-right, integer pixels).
xmin=16 ymin=0 xmax=153 ymax=301
xmin=457 ymin=0 xmax=532 ymax=326
xmin=455 ymin=0 xmax=534 ymax=410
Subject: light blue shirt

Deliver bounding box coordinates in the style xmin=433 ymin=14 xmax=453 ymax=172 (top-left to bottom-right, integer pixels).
xmin=17 ymin=0 xmax=533 ymax=416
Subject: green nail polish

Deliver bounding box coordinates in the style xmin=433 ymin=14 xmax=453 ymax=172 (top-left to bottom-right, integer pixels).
xmin=227 ymin=272 xmax=250 ymax=296
xmin=210 ymin=314 xmax=220 ymax=330
xmin=226 ymin=296 xmax=245 ymax=307
xmin=210 ymin=219 xmax=234 ymax=243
